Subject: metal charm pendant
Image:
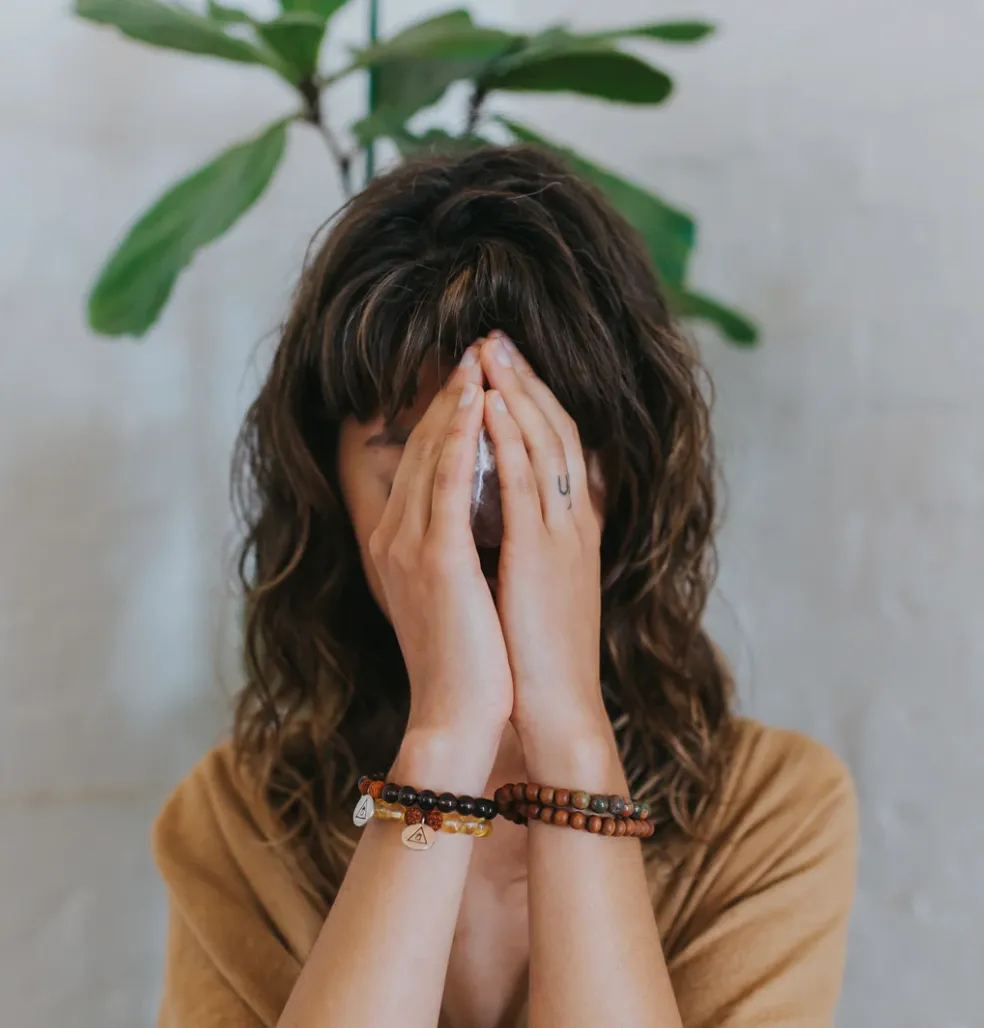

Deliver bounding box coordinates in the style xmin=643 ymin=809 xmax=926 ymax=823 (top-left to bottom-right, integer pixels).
xmin=401 ymin=822 xmax=436 ymax=851
xmin=352 ymin=794 xmax=375 ymax=828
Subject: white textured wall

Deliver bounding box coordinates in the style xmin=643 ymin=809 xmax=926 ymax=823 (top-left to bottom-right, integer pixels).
xmin=1 ymin=1 xmax=981 ymax=1026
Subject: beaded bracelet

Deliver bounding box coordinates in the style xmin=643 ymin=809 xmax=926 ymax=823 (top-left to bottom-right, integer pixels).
xmin=355 ymin=775 xmax=496 ymax=851
xmin=358 ymin=775 xmax=497 ymax=820
xmin=494 ymin=783 xmax=655 ymax=839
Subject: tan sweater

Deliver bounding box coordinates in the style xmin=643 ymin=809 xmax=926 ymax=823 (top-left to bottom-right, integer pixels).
xmin=153 ymin=719 xmax=858 ymax=1027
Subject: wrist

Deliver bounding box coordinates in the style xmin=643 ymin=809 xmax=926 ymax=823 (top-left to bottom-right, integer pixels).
xmin=392 ymin=725 xmax=502 ymax=797
xmin=517 ymin=706 xmax=627 ymax=793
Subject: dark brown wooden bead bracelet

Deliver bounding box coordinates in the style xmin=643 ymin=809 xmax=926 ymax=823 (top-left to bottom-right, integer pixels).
xmin=358 ymin=774 xmax=497 ymax=822
xmin=513 ymin=800 xmax=655 ymax=838
xmin=494 ymin=782 xmax=654 ymax=838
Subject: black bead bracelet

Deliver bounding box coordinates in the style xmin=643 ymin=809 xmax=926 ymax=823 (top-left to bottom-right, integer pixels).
xmin=358 ymin=774 xmax=497 ymax=821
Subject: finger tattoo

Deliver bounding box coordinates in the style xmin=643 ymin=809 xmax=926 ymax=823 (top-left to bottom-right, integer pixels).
xmin=558 ymin=473 xmax=572 ymax=510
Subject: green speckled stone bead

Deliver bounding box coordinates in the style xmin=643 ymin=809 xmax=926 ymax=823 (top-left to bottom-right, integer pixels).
xmin=608 ymin=795 xmax=627 ymax=817
xmin=589 ymin=794 xmax=609 ymax=814
xmin=572 ymin=791 xmax=591 ymax=810
xmin=637 ymin=802 xmax=651 ymax=821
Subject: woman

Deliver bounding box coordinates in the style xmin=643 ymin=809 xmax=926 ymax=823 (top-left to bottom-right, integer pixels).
xmin=154 ymin=146 xmax=857 ymax=1028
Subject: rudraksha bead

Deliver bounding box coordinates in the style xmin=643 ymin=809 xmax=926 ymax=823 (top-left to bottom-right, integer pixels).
xmin=424 ymin=809 xmax=444 ymax=831
xmin=404 ymin=807 xmax=424 ymax=826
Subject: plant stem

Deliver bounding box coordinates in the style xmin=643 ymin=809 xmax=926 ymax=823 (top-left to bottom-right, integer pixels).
xmin=466 ymin=83 xmax=487 ymax=134
xmin=299 ymin=77 xmax=352 ymax=197
xmin=365 ymin=0 xmax=380 ymax=183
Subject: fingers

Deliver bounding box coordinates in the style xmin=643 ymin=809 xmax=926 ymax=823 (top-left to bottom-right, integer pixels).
xmin=428 ymin=378 xmax=486 ymax=542
xmin=481 ymin=387 xmax=543 ymax=540
xmin=480 ymin=331 xmax=585 ymax=532
xmin=377 ymin=343 xmax=483 ymax=542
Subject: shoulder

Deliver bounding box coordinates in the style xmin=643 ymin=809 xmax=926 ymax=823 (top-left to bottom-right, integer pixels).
xmin=655 ymin=723 xmax=859 ymax=1023
xmin=714 ymin=717 xmax=858 ymax=848
xmin=671 ymin=717 xmax=859 ymax=917
xmin=151 ymin=739 xmax=272 ymax=890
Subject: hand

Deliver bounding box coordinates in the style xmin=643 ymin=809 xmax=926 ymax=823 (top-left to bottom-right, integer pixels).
xmin=369 ymin=344 xmax=514 ymax=756
xmin=479 ymin=331 xmax=612 ymax=769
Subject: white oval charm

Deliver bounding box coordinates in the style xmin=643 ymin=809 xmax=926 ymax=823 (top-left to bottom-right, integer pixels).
xmin=401 ymin=823 xmax=436 ymax=851
xmin=352 ymin=794 xmax=375 ymax=828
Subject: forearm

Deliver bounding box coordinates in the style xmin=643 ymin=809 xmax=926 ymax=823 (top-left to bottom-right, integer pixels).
xmin=524 ymin=721 xmax=683 ymax=1028
xmin=277 ymin=730 xmax=497 ymax=1028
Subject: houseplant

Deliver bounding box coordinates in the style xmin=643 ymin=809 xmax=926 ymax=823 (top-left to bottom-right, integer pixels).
xmin=75 ymin=0 xmax=757 ymax=345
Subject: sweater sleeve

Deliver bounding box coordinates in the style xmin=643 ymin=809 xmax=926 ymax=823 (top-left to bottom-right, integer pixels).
xmin=157 ymin=899 xmax=263 ymax=1028
xmin=152 ymin=744 xmax=317 ymax=1028
xmin=666 ymin=730 xmax=859 ymax=1028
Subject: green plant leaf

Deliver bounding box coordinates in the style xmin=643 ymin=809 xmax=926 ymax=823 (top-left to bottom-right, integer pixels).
xmin=350 ymin=52 xmax=489 ymax=146
xmin=279 ymin=0 xmax=350 ymax=18
xmin=483 ymin=36 xmax=672 ymax=104
xmin=499 ymin=117 xmax=693 ymax=286
xmin=74 ymin=0 xmax=293 ymax=78
xmin=348 ymin=11 xmax=518 ymax=148
xmin=667 ymin=288 xmax=759 ymax=346
xmin=88 ymin=120 xmax=289 ymax=337
xmin=256 ymin=12 xmax=326 ymax=78
xmin=591 ymin=21 xmax=715 ymax=44
xmin=352 ymin=9 xmax=518 ymax=65
xmin=206 ymin=1 xmax=249 ymax=23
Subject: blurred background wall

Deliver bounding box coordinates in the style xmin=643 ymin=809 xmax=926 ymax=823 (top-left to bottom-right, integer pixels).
xmin=1 ymin=1 xmax=981 ymax=1025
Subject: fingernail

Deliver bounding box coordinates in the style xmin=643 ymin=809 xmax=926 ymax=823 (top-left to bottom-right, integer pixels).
xmin=494 ymin=338 xmax=512 ymax=367
xmin=498 ymin=330 xmax=517 ymax=353
xmin=459 ymin=382 xmax=478 ymax=407
xmin=461 ymin=347 xmax=478 ymax=366
xmin=491 ymin=390 xmax=507 ymax=412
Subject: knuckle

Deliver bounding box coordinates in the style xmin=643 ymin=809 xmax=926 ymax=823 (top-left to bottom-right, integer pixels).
xmin=560 ymin=413 xmax=581 ymax=447
xmin=433 ymin=452 xmax=464 ymax=493
xmin=388 ymin=535 xmax=416 ymax=575
xmin=444 ymin=420 xmax=468 ymax=443
xmin=504 ymin=470 xmax=537 ymax=497
xmin=367 ymin=528 xmax=388 ymax=563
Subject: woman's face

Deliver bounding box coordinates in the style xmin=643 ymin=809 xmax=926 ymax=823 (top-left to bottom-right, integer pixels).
xmin=337 ymin=356 xmax=607 ymax=617
xmin=337 ymin=361 xmax=442 ymax=617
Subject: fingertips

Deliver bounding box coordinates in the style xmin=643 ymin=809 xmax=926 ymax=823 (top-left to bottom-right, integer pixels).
xmin=486 ymin=329 xmax=532 ymax=378
xmin=455 ymin=340 xmax=485 ymax=387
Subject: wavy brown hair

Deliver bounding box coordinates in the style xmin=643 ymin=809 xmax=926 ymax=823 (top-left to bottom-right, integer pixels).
xmin=233 ymin=144 xmax=733 ymax=901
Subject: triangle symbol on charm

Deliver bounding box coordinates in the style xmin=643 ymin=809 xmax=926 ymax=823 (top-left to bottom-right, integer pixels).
xmin=357 ymin=797 xmax=370 ymax=818
xmin=407 ymin=825 xmax=428 ymax=845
